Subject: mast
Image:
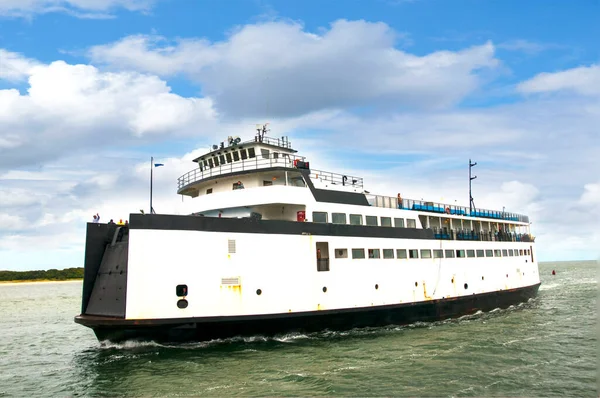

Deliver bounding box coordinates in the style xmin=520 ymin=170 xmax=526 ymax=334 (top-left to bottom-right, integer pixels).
xmin=469 ymin=159 xmax=477 ymax=214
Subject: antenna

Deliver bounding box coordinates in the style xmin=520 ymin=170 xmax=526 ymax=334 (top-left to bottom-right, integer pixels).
xmin=469 ymin=159 xmax=477 ymax=214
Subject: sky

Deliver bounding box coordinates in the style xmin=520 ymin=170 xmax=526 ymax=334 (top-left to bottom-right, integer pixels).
xmin=0 ymin=0 xmax=598 ymax=270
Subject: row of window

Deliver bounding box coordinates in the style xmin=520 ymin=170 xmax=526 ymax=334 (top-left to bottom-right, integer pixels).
xmin=313 ymin=211 xmax=417 ymax=228
xmin=200 ymin=147 xmax=284 ymax=170
xmin=335 ymin=247 xmax=532 ymax=259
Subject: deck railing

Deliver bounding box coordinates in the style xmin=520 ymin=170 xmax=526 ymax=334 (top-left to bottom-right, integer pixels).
xmin=367 ymin=194 xmax=530 ymax=223
xmin=177 ymin=153 xmax=306 ymax=191
xmin=430 ymin=228 xmax=535 ymax=242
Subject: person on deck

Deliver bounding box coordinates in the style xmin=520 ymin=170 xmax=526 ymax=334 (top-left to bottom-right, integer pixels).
xmin=92 ymin=213 xmax=100 ymax=223
xmin=108 ymin=219 xmax=115 ymax=224
xmin=118 ymin=219 xmax=124 ymax=225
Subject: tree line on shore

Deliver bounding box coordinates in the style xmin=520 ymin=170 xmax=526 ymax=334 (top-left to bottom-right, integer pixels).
xmin=0 ymin=267 xmax=84 ymax=281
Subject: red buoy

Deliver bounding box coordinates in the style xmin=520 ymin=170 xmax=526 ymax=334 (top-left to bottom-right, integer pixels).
xmin=552 ymin=270 xmax=556 ymax=275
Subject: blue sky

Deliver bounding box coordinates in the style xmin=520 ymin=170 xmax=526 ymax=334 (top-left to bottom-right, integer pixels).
xmin=0 ymin=0 xmax=599 ymax=270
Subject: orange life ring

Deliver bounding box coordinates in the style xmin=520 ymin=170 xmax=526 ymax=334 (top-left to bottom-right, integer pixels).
xmin=445 ymin=207 xmax=451 ymax=214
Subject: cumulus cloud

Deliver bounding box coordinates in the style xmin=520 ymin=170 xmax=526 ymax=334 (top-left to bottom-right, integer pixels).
xmin=1 ymin=24 xmax=599 ymax=269
xmin=0 ymin=57 xmax=217 ymax=169
xmin=0 ymin=49 xmax=40 ymax=81
xmin=0 ymin=0 xmax=155 ymax=18
xmin=517 ymin=64 xmax=600 ymax=96
xmin=89 ymin=20 xmax=499 ymax=118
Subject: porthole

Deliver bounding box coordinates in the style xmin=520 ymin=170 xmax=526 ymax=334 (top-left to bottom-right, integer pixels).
xmin=375 ymin=284 xmax=379 ymax=290
xmin=464 ymin=283 xmax=468 ymax=290
xmin=256 ymin=289 xmax=262 ymax=295
xmin=323 ymin=287 xmax=327 ymax=293
xmin=451 ymin=278 xmax=454 ymax=283
xmin=414 ymin=282 xmax=418 ymax=287
xmin=176 ymin=284 xmax=188 ymax=297
xmin=177 ymin=299 xmax=188 ymax=309
xmin=481 ymin=276 xmax=484 ymax=281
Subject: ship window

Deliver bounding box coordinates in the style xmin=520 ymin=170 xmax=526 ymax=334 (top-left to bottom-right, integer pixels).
xmin=261 ymin=149 xmax=270 ymax=159
xmin=232 ymin=151 xmax=240 ymax=161
xmin=485 ymin=249 xmax=493 ymax=257
xmin=366 ymin=216 xmax=378 ymax=226
xmin=394 ymin=218 xmax=405 ymax=228
xmin=456 ymin=250 xmax=466 ymax=258
xmin=396 ymin=249 xmax=407 ymax=259
xmin=233 ymin=181 xmax=244 ymax=190
xmin=263 ymin=180 xmax=273 ymax=186
xmin=433 ymin=249 xmax=443 ymax=258
xmin=273 ymin=152 xmax=279 ymax=159
xmin=519 ymin=249 xmax=524 ymax=256
xmin=312 ymin=212 xmax=328 ymax=223
xmin=352 ymin=249 xmax=365 ymax=259
xmin=407 ymin=219 xmax=417 ymax=228
xmin=508 ymin=249 xmax=514 ymax=256
xmin=502 ymin=249 xmax=508 ymax=257
xmin=290 ymin=176 xmax=306 ymax=187
xmin=368 ymin=249 xmax=380 ymax=259
xmin=208 ymin=158 xmax=214 ymax=168
xmin=332 ymin=213 xmax=346 ymax=224
xmin=203 ymin=160 xmax=208 ymax=168
xmin=335 ymin=249 xmax=348 ymax=258
xmin=248 ymin=148 xmax=256 ymax=158
xmin=380 ymin=217 xmax=392 ymax=227
xmin=240 ymin=149 xmax=248 ymax=160
xmin=206 ymin=188 xmax=213 ymax=194
xmin=213 ymin=156 xmax=219 ymax=166
xmin=445 ymin=249 xmax=455 ymax=258
xmin=226 ymin=153 xmax=233 ymax=163
xmin=494 ymin=249 xmax=502 ymax=257
xmin=421 ymin=249 xmax=432 ymax=259
xmin=219 ymin=154 xmax=226 ymax=164
xmin=383 ymin=249 xmax=394 ymax=259
xmin=476 ymin=250 xmax=485 ymax=257
xmin=409 ymin=249 xmax=419 ymax=259
xmin=349 ymin=214 xmax=362 ymax=225
xmin=467 ymin=250 xmax=475 ymax=258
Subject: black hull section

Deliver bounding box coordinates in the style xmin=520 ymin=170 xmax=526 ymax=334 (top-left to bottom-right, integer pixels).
xmin=76 ymin=283 xmax=540 ymax=343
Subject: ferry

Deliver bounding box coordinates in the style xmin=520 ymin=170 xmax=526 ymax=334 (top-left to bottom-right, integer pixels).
xmin=74 ymin=124 xmax=540 ymax=342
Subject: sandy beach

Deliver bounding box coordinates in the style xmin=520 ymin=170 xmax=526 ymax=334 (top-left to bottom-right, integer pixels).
xmin=0 ymin=279 xmax=82 ymax=286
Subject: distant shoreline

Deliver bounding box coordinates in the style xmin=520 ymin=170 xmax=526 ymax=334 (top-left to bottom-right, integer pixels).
xmin=0 ymin=279 xmax=82 ymax=285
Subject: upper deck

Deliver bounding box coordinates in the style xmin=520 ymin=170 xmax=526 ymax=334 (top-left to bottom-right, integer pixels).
xmin=176 ymin=125 xmax=531 ymax=225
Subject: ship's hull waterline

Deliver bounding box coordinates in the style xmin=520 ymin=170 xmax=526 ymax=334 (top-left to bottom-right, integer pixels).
xmin=76 ymin=283 xmax=540 ymax=343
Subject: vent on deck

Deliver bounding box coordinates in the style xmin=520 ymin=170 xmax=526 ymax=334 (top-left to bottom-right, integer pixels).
xmin=221 ymin=277 xmax=241 ymax=285
xmin=228 ymin=239 xmax=236 ymax=254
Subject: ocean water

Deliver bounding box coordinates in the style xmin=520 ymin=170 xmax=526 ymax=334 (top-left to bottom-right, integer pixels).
xmin=0 ymin=260 xmax=596 ymax=397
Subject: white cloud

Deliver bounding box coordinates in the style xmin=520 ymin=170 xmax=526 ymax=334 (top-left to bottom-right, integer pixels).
xmin=89 ymin=20 xmax=499 ymax=118
xmin=0 ymin=57 xmax=217 ymax=169
xmin=1 ymin=27 xmax=599 ymax=269
xmin=0 ymin=0 xmax=155 ymax=18
xmin=0 ymin=49 xmax=40 ymax=81
xmin=517 ymin=64 xmax=600 ymax=96
xmin=498 ymin=39 xmax=562 ymax=55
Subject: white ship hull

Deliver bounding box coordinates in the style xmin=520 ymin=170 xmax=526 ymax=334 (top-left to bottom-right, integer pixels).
xmin=75 ymin=215 xmax=540 ymax=342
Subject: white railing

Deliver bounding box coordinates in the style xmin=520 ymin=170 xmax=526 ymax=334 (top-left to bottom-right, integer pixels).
xmin=178 ymin=153 xmax=306 ymax=191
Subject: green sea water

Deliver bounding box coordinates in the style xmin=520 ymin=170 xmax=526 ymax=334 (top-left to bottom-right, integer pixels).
xmin=0 ymin=260 xmax=596 ymax=397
